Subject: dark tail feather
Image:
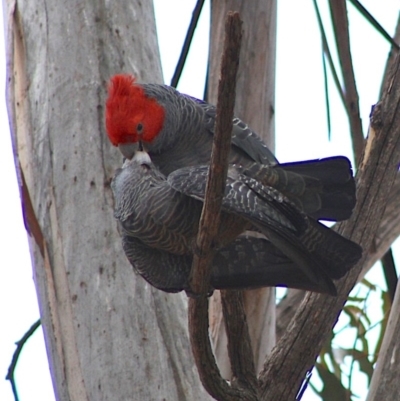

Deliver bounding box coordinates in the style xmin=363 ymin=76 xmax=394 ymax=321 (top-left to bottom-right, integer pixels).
xmin=222 ymin=166 xmax=362 ymax=292
xmin=239 ymin=156 xmax=357 ymax=221
xmin=279 ymin=156 xmax=356 ymax=221
xmin=305 ymin=219 xmax=362 ymax=279
xmin=211 ymin=237 xmax=338 ymax=295
xmin=250 ymin=209 xmax=362 ymax=293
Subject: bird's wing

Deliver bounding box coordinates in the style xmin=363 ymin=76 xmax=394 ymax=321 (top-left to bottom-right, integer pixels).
xmin=212 ymin=236 xmax=334 ymax=294
xmin=168 ymin=164 xmax=362 ymax=294
xmin=122 ymin=233 xmax=341 ymax=295
xmin=194 ymin=100 xmax=278 ymax=165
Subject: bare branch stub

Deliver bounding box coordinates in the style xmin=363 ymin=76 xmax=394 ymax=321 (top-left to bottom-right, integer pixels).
xmin=188 ymin=11 xmax=258 ymax=401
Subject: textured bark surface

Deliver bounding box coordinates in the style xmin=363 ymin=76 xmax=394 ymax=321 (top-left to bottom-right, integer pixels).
xmin=208 ymin=0 xmax=277 ymax=376
xmin=275 ymin=290 xmax=305 ymax=341
xmin=363 ymin=22 xmax=400 ymax=400
xmin=5 ymin=0 xmax=211 ymax=399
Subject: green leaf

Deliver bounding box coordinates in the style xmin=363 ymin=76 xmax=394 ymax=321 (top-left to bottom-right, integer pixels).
xmin=315 ymin=362 xmax=352 ymax=401
xmin=348 ymin=0 xmax=400 ymax=49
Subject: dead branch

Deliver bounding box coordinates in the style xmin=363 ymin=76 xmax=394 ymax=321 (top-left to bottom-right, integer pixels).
xmin=188 ymin=11 xmax=258 ymax=401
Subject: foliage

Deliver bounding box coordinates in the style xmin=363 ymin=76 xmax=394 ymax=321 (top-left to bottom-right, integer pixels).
xmin=311 ymin=276 xmax=391 ymax=399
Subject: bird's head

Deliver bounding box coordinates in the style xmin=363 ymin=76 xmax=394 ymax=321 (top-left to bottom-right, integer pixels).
xmin=105 ymin=74 xmax=165 ymax=159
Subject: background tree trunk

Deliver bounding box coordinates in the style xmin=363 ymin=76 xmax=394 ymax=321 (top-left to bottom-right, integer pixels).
xmin=5 ymin=0 xmax=211 ymax=399
xmin=208 ymin=0 xmax=277 ymax=376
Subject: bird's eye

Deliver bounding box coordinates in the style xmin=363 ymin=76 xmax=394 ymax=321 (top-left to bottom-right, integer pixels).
xmin=137 ymin=123 xmax=144 ymax=133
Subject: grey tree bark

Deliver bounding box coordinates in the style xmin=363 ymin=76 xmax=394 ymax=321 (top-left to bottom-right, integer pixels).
xmin=363 ymin=17 xmax=400 ymax=401
xmin=5 ymin=0 xmax=211 ymax=399
xmin=208 ymin=0 xmax=277 ymax=377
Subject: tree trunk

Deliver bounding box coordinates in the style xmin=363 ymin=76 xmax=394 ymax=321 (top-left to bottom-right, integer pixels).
xmin=363 ymin=18 xmax=400 ymax=401
xmin=5 ymin=0 xmax=211 ymax=399
xmin=208 ymin=0 xmax=277 ymax=376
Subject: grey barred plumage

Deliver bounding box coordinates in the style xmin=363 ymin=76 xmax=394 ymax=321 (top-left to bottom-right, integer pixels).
xmin=144 ymin=89 xmax=357 ymax=220
xmin=105 ymin=75 xmax=362 ymax=296
xmin=141 ymin=83 xmax=279 ymax=172
xmin=106 ymin=77 xmax=357 ymax=220
xmin=111 ymin=154 xmax=362 ymax=295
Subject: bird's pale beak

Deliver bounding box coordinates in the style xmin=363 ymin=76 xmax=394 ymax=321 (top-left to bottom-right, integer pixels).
xmin=118 ymin=143 xmax=139 ymax=160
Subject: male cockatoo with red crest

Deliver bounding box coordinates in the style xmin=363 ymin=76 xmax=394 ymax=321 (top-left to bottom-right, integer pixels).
xmin=106 ymin=74 xmax=362 ymax=295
